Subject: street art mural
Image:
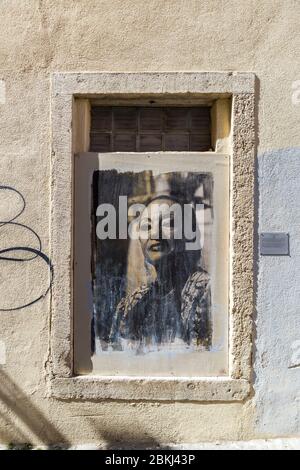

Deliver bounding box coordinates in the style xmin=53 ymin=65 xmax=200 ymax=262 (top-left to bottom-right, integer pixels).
xmin=91 ymin=170 xmax=213 ymax=355
xmin=72 ymin=151 xmax=230 ymax=376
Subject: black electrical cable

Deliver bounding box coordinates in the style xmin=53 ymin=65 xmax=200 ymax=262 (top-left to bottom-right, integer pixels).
xmin=0 ymin=186 xmax=53 ymax=311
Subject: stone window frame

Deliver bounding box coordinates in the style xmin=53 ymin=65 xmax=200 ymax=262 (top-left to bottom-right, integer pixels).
xmin=50 ymin=72 xmax=255 ymax=401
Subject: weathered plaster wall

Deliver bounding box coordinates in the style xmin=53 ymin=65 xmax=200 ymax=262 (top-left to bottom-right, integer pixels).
xmin=0 ymin=0 xmax=299 ymax=446
xmin=255 ymin=147 xmax=300 ymax=435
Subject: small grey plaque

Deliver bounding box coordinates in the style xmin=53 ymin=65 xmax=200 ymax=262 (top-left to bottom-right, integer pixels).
xmin=260 ymin=232 xmax=289 ymax=256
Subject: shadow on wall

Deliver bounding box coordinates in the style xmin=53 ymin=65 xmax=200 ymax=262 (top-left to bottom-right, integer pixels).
xmin=89 ymin=418 xmax=169 ymax=450
xmin=0 ymin=369 xmax=70 ymax=449
xmin=0 ymin=369 xmax=166 ymax=449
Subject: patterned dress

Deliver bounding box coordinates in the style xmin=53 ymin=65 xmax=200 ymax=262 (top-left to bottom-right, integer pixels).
xmin=110 ymin=269 xmax=211 ymax=352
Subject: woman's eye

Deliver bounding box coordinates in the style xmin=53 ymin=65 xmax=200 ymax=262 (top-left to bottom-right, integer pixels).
xmin=140 ymin=222 xmax=151 ymax=232
xmin=162 ymin=218 xmax=175 ymax=230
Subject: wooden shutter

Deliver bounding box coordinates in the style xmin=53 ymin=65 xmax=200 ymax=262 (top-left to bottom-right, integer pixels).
xmin=90 ymin=106 xmax=211 ymax=152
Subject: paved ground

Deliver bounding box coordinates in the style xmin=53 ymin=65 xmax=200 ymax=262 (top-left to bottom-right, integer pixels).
xmin=1 ymin=438 xmax=300 ymax=450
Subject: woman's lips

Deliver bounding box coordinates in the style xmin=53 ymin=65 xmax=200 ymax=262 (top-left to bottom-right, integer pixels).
xmin=148 ymin=241 xmax=170 ymax=252
xmin=149 ymin=242 xmax=162 ymax=252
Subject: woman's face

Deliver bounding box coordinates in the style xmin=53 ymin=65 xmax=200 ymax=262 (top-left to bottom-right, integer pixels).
xmin=139 ymin=198 xmax=183 ymax=266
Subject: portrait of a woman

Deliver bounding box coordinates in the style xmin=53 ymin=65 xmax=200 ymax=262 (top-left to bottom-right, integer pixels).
xmin=110 ymin=195 xmax=211 ymax=353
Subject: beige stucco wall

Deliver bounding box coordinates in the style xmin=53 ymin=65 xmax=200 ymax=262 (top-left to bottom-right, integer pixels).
xmin=0 ymin=0 xmax=300 ymax=446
